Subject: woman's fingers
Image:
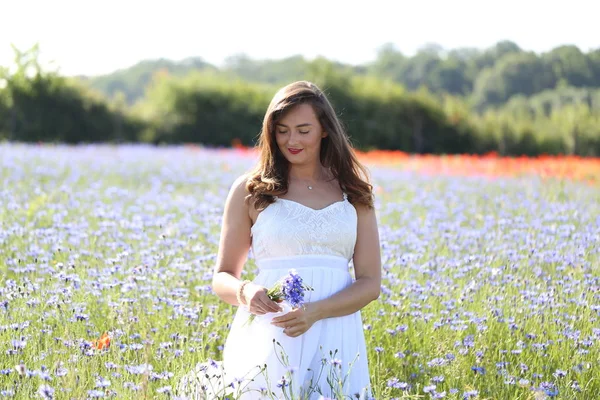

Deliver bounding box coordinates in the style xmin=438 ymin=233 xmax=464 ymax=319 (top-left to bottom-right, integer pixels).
xmin=256 ymin=298 xmax=275 ymax=313
xmin=260 ymin=296 xmax=282 ymax=313
xmin=251 ymin=285 xmax=282 ymax=311
xmin=274 ymin=314 xmax=304 ymax=331
xmin=253 ymin=291 xmax=278 ymax=312
xmin=271 ymin=313 xmax=296 ymax=325
xmin=250 ymin=306 xmax=266 ymax=315
xmin=248 ymin=296 xmax=281 ymax=315
xmin=244 ymin=283 xmax=281 ymax=314
xmin=284 ymin=325 xmax=303 ymax=337
xmin=272 ymin=318 xmax=294 ymax=328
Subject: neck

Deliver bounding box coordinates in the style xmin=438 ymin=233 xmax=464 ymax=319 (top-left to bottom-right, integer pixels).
xmin=288 ymin=163 xmax=325 ymax=182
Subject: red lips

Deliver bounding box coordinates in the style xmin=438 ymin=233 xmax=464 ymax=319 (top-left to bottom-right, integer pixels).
xmin=288 ymin=148 xmax=303 ymax=155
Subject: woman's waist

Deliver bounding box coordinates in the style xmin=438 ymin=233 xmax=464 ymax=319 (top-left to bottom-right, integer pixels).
xmin=254 ymin=254 xmax=351 ymax=271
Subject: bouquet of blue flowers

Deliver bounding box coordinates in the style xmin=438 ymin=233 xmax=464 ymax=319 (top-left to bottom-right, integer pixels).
xmin=246 ymin=269 xmax=313 ymax=325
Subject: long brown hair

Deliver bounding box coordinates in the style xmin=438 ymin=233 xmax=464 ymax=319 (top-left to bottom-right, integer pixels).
xmin=245 ymin=81 xmax=374 ymax=211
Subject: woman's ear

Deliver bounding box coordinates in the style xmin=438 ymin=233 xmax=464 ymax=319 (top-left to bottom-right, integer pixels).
xmin=321 ymin=130 xmax=328 ymax=138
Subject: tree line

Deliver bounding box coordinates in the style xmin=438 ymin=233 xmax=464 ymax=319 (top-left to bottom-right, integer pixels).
xmin=86 ymin=40 xmax=600 ymax=112
xmin=0 ymin=43 xmax=599 ymax=156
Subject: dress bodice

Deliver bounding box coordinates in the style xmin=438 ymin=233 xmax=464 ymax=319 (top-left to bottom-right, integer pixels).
xmin=250 ymin=193 xmax=357 ymax=261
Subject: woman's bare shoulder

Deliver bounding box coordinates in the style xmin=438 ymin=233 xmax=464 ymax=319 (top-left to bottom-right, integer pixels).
xmin=227 ymin=173 xmax=252 ymax=204
xmin=228 ymin=173 xmax=265 ymax=221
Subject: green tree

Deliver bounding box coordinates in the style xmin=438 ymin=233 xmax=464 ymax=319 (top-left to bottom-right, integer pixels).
xmin=543 ymin=45 xmax=595 ymax=87
xmin=472 ymin=52 xmax=555 ymax=109
xmin=1 ymin=43 xmax=141 ymax=143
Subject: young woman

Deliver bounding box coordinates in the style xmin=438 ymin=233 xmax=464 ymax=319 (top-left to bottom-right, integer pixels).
xmin=194 ymin=81 xmax=381 ymax=399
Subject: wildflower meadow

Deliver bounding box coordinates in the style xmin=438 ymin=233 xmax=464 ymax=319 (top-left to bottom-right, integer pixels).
xmin=1 ymin=143 xmax=599 ymax=399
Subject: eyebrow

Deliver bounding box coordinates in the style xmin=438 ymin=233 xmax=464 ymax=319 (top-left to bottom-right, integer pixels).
xmin=275 ymin=123 xmax=312 ymax=128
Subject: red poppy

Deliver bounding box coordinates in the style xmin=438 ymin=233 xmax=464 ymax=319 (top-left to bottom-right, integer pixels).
xmin=94 ymin=332 xmax=110 ymax=350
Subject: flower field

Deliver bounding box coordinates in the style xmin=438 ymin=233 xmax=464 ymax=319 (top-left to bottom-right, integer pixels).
xmin=1 ymin=143 xmax=599 ymax=399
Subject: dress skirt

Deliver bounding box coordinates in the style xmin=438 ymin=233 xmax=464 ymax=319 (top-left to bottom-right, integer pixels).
xmin=178 ymin=255 xmax=372 ymax=400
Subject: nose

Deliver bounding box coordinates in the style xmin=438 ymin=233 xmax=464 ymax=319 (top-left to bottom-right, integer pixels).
xmin=288 ymin=131 xmax=301 ymax=146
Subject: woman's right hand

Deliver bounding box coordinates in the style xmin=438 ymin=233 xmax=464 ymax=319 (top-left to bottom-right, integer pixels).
xmin=242 ymin=283 xmax=283 ymax=315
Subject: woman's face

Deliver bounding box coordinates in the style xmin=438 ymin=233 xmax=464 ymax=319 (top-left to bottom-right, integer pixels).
xmin=274 ymin=103 xmax=327 ymax=165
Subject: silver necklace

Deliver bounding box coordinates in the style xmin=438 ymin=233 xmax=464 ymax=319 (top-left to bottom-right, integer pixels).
xmin=293 ymin=172 xmax=323 ymax=190
xmin=306 ymin=178 xmax=319 ymax=190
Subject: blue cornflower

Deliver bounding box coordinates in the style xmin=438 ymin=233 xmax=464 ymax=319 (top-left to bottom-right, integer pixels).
xmin=88 ymin=390 xmax=104 ymax=398
xmin=281 ymin=269 xmax=306 ymax=308
xmin=276 ymin=377 xmax=289 ymax=388
xmin=329 ymin=358 xmax=342 ymax=367
xmin=387 ymin=378 xmax=410 ymax=390
xmin=156 ymin=386 xmax=172 ymax=394
xmin=471 ymin=366 xmax=486 ymax=375
xmin=37 ymin=385 xmax=55 ymax=400
xmin=463 ymin=390 xmax=478 ymax=399
xmin=245 ymin=269 xmax=313 ymax=325
xmin=553 ymin=369 xmax=567 ymax=378
xmin=424 ymin=384 xmax=436 ymax=393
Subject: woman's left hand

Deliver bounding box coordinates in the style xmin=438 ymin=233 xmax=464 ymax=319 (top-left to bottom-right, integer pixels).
xmin=270 ymin=303 xmax=320 ymax=337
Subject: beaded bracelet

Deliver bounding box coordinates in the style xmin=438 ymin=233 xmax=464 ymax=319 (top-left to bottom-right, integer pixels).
xmin=236 ymin=280 xmax=251 ymax=306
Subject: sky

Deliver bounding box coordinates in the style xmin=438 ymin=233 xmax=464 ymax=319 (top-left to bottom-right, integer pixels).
xmin=1 ymin=0 xmax=598 ymax=77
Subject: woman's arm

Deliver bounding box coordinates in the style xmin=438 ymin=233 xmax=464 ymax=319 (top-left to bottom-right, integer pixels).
xmin=271 ymin=202 xmax=382 ymax=337
xmin=211 ymin=175 xmax=282 ymax=314
xmin=312 ymin=202 xmax=382 ymax=319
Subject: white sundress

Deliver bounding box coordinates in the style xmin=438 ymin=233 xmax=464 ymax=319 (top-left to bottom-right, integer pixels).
xmin=177 ymin=192 xmax=372 ymax=399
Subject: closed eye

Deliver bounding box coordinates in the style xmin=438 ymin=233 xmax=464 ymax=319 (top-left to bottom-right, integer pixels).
xmin=277 ymin=130 xmax=309 ymax=134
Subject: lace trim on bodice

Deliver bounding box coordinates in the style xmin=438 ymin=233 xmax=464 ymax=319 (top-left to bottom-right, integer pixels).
xmin=250 ymin=192 xmax=357 ymax=261
xmin=271 ymin=192 xmax=348 ymax=210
